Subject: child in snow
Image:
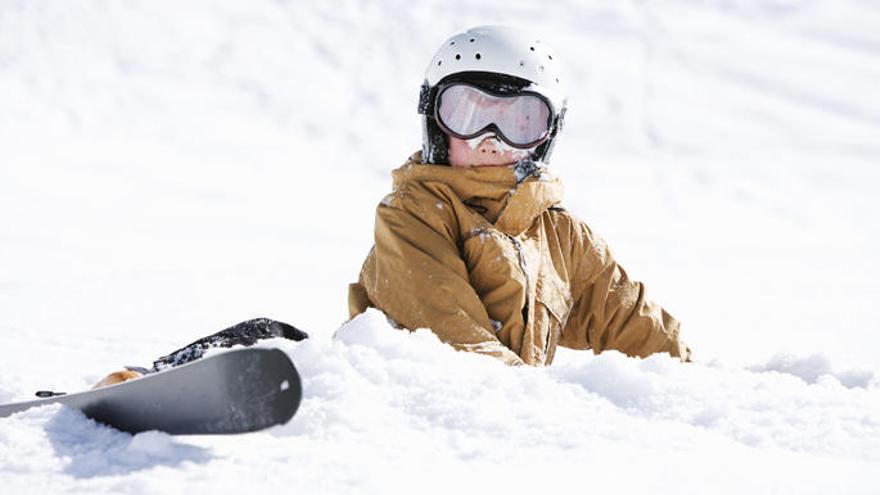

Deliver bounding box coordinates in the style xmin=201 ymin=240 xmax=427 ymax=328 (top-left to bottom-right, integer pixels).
xmin=347 ymin=26 xmax=691 ymax=366
xmin=94 ymin=25 xmax=688 ymax=389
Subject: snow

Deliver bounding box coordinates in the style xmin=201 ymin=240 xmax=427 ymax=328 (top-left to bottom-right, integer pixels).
xmin=2 ymin=312 xmax=878 ymax=493
xmin=1 ymin=0 xmax=879 ymax=493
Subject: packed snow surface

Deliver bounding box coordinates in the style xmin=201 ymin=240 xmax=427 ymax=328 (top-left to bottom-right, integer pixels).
xmin=1 ymin=0 xmax=879 ymax=493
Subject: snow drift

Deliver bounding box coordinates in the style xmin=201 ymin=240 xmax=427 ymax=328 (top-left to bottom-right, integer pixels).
xmin=1 ymin=0 xmax=878 ymax=493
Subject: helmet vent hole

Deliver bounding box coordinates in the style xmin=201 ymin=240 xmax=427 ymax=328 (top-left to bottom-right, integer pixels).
xmin=455 ymin=54 xmax=461 ymax=60
xmin=475 ymin=53 xmax=481 ymax=60
xmin=437 ymin=60 xmax=442 ymax=66
xmin=450 ymin=41 xmax=455 ymax=45
xmin=556 ymin=77 xmax=560 ymax=83
xmin=548 ymin=54 xmax=553 ymax=60
xmin=519 ymin=60 xmax=525 ymax=67
xmin=538 ymin=65 xmax=544 ymax=72
xmin=470 ymin=38 xmax=475 ymax=42
xmin=530 ymin=46 xmax=535 ymax=51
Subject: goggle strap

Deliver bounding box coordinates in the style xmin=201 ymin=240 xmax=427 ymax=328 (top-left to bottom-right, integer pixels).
xmin=418 ymin=82 xmax=433 ymax=115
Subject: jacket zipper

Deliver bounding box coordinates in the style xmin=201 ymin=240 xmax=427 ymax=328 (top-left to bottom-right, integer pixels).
xmin=509 ymin=234 xmax=552 ymax=361
xmin=507 ymin=235 xmax=530 ymax=327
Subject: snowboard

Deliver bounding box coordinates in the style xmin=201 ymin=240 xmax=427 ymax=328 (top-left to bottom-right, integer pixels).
xmin=0 ymin=347 xmax=302 ymax=435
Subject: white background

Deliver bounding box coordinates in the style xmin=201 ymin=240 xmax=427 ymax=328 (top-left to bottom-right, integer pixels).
xmin=1 ymin=1 xmax=878 ymax=493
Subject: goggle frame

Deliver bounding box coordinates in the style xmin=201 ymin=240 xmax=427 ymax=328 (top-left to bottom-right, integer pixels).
xmin=432 ymin=82 xmax=557 ymax=150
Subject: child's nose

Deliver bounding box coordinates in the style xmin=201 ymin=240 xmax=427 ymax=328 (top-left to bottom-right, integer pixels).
xmin=476 ymin=135 xmax=501 ymax=155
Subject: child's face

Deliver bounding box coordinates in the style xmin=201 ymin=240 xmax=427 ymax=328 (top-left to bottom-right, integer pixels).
xmin=447 ymin=134 xmax=533 ymax=168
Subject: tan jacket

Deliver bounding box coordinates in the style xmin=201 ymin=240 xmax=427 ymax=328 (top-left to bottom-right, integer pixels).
xmin=349 ymin=153 xmax=690 ymax=366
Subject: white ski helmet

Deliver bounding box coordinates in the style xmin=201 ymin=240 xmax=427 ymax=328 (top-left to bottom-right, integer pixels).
xmin=417 ymin=25 xmax=568 ymax=164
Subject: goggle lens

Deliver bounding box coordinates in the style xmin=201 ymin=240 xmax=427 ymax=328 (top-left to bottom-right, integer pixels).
xmin=436 ymin=84 xmax=553 ymax=148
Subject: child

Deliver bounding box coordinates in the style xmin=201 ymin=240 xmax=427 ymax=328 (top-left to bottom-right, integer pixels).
xmin=347 ymin=26 xmax=690 ymax=366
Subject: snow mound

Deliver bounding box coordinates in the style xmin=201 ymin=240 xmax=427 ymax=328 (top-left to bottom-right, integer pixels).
xmin=262 ymin=311 xmax=879 ymax=492
xmin=0 ymin=404 xmax=210 ymax=493
xmin=748 ymin=352 xmax=876 ymax=388
xmin=2 ymin=312 xmax=877 ymax=493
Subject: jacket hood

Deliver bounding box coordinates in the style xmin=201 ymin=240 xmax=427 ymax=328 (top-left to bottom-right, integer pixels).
xmin=392 ymin=152 xmax=564 ymax=236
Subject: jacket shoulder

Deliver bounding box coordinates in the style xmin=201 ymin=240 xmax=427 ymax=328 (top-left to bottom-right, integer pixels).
xmin=545 ymin=205 xmax=582 ymax=235
xmin=379 ymin=177 xmax=461 ymax=223
xmin=544 ymin=206 xmax=613 ymax=280
xmin=545 ymin=206 xmax=604 ymax=244
xmin=376 ymin=178 xmax=462 ymax=244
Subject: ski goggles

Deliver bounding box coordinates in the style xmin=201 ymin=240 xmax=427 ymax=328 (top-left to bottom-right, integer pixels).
xmin=434 ymin=83 xmax=555 ymax=149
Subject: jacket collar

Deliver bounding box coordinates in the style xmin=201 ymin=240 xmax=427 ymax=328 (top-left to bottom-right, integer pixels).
xmin=392 ymin=152 xmax=564 ymax=236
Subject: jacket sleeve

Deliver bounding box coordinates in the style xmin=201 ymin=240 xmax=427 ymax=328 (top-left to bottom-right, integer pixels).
xmin=356 ymin=194 xmax=525 ymax=366
xmin=560 ymin=219 xmax=691 ymax=361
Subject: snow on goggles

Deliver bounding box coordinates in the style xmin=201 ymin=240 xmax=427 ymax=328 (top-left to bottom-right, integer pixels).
xmin=434 ymin=83 xmax=554 ymax=149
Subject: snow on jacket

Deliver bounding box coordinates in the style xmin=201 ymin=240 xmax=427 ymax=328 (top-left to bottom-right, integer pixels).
xmin=348 ymin=152 xmax=691 ymax=366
